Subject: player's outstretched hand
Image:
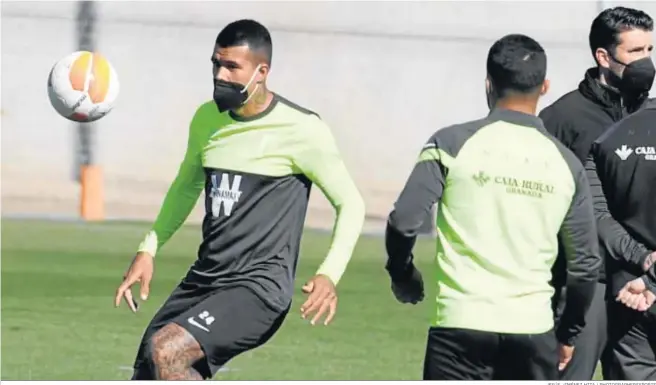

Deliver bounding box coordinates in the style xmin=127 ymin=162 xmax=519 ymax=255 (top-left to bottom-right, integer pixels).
xmin=616 ymin=277 xmax=656 ymax=312
xmin=558 ymin=343 xmax=574 ymax=371
xmin=115 ymin=251 xmax=154 ymax=313
xmin=390 ymin=263 xmax=424 ymax=305
xmin=300 ymin=274 xmax=337 ymax=326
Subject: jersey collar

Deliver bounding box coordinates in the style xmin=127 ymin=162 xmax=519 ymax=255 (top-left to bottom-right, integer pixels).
xmin=488 ymin=108 xmax=545 ymax=130
xmin=229 ymin=93 xmax=279 ymax=122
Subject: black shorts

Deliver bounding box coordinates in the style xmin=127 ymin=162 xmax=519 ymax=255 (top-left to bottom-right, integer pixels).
xmin=423 ymin=326 xmax=558 ymax=380
xmin=132 ymin=282 xmax=288 ymax=380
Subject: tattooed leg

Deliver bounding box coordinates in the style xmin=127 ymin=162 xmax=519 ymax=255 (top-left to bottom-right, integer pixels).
xmin=149 ymin=323 xmax=205 ymax=380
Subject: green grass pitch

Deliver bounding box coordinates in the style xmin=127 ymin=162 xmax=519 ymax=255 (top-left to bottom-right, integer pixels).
xmin=1 ymin=219 xmax=602 ymax=380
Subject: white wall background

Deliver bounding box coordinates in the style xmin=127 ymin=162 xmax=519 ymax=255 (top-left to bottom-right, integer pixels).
xmin=3 ymin=1 xmax=656 ymax=231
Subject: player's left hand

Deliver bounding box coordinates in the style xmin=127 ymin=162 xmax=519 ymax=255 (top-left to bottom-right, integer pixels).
xmin=300 ymin=274 xmax=337 ymax=326
xmin=616 ymin=277 xmax=656 ymax=312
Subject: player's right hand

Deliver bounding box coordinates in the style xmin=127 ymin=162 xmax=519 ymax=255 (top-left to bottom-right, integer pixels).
xmin=115 ymin=251 xmax=154 ymax=313
xmin=557 ymin=343 xmax=574 ymax=371
xmin=390 ymin=263 xmax=424 ymax=304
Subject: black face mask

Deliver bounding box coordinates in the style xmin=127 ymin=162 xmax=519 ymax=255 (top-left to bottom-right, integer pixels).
xmin=608 ymin=56 xmax=656 ymax=95
xmin=213 ymin=80 xmax=249 ymax=113
xmin=212 ymin=64 xmax=261 ymax=113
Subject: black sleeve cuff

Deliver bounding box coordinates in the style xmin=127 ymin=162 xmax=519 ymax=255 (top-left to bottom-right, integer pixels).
xmin=384 ymin=221 xmax=416 ymax=278
xmin=641 ymin=251 xmax=656 ymax=272
xmin=642 ymin=275 xmax=656 ymax=295
xmin=555 ymin=326 xmax=577 ymax=347
xmin=386 ymin=257 xmax=415 ymax=281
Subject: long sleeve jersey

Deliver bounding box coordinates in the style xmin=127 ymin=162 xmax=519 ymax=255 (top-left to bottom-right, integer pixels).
xmin=136 ymin=95 xmax=365 ymax=311
xmin=386 ymin=108 xmax=601 ymax=345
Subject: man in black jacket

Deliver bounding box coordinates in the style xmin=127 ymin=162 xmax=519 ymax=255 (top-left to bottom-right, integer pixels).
xmin=539 ymin=6 xmax=655 ymax=380
xmin=589 ymin=100 xmax=656 ymax=380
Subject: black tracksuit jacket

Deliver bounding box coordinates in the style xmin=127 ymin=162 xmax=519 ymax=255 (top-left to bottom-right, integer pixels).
xmin=586 ymin=101 xmax=656 ymax=312
xmin=539 ymin=67 xmax=651 ymax=288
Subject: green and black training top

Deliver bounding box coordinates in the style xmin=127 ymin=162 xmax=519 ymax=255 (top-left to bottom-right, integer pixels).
xmin=387 ymin=108 xmax=601 ymax=345
xmin=137 ymin=94 xmax=365 ymax=311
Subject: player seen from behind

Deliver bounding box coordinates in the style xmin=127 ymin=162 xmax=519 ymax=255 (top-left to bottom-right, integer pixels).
xmin=114 ymin=19 xmax=365 ymax=381
xmin=385 ymin=34 xmax=602 ymax=380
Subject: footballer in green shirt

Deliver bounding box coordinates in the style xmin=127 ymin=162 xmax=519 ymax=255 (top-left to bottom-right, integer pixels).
xmin=385 ymin=34 xmax=601 ymax=380
xmin=114 ymin=19 xmax=365 ymax=380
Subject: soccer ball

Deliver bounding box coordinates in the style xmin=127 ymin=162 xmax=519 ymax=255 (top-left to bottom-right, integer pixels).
xmin=47 ymin=51 xmax=120 ymax=122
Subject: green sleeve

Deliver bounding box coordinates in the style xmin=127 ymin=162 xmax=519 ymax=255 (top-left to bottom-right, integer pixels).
xmin=136 ymin=107 xmax=207 ymax=257
xmin=293 ymin=117 xmax=366 ymax=285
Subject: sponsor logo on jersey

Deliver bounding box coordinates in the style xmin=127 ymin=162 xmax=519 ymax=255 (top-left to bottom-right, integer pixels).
xmin=615 ymin=145 xmax=656 ymax=161
xmin=472 ymin=171 xmax=555 ymax=198
xmin=209 ymin=173 xmax=243 ymax=217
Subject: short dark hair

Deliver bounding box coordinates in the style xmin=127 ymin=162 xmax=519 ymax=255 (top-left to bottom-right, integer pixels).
xmin=589 ymin=7 xmax=653 ymax=61
xmin=216 ymin=19 xmax=273 ymax=65
xmin=486 ymin=34 xmax=547 ymax=97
